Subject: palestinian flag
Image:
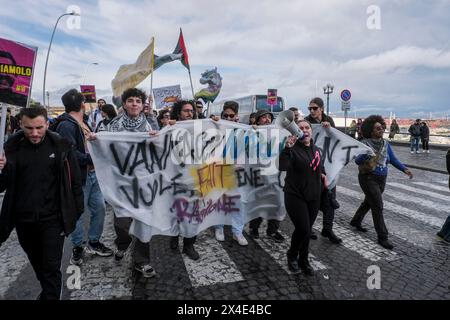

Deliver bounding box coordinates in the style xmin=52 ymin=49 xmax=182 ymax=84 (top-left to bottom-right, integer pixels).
xmin=173 ymin=28 xmax=190 ymax=70
xmin=152 ymin=29 xmax=190 ymax=71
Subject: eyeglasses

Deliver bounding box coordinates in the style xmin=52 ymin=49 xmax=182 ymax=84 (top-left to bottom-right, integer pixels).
xmin=308 ymin=106 xmax=319 ymax=111
xmin=223 ymin=113 xmax=235 ymax=119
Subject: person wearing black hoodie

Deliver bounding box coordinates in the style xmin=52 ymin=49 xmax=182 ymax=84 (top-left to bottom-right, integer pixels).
xmin=279 ymin=119 xmax=327 ymax=275
xmin=305 ymin=97 xmax=342 ymax=244
xmin=56 ymin=89 xmax=113 ymax=266
xmin=0 ymin=107 xmax=83 ymax=299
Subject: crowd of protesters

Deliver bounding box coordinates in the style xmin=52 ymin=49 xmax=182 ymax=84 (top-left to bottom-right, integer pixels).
xmin=1 ymin=87 xmax=449 ymax=300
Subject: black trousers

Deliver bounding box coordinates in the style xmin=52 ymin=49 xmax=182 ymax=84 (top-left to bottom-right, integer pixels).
xmin=113 ymin=215 xmax=150 ymax=266
xmin=351 ymin=174 xmax=389 ymax=240
xmin=249 ymin=218 xmax=280 ymax=235
xmin=15 ymin=219 xmax=65 ymax=300
xmin=421 ymin=137 xmax=429 ymax=150
xmin=285 ymin=193 xmax=320 ymax=262
xmin=320 ymin=187 xmax=336 ymax=231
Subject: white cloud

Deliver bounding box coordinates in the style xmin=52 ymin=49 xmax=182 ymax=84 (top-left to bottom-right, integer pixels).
xmin=1 ymin=0 xmax=450 ymax=116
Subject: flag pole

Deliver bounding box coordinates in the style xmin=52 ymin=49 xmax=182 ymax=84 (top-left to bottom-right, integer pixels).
xmin=150 ymin=37 xmax=155 ymax=106
xmin=188 ymin=69 xmax=195 ymax=100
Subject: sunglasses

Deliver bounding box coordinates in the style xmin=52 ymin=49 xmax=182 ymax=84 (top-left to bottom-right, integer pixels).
xmin=308 ymin=106 xmax=319 ymax=111
xmin=223 ymin=113 xmax=235 ymax=119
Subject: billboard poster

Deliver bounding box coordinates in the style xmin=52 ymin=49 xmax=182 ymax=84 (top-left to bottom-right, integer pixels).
xmin=80 ymin=85 xmax=97 ymax=103
xmin=152 ymin=84 xmax=182 ymax=109
xmin=0 ymin=37 xmax=38 ymax=107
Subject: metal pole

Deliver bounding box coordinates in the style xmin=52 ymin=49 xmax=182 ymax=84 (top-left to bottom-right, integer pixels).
xmin=188 ymin=69 xmax=195 ymax=100
xmin=326 ymin=93 xmax=330 ymax=116
xmin=43 ymin=13 xmax=77 ymax=107
xmin=344 ymin=109 xmax=348 ymax=134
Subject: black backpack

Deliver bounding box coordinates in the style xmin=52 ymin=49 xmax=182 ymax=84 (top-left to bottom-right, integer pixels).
xmin=48 ymin=117 xmax=65 ymax=132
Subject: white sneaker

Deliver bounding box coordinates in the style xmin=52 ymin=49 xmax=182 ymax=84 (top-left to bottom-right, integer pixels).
xmin=233 ymin=234 xmax=248 ymax=246
xmin=427 ymin=150 xmax=430 ymax=153
xmin=410 ymin=151 xmax=414 ymax=154
xmin=215 ymin=228 xmax=225 ymax=242
xmin=416 ymin=151 xmax=420 ymax=154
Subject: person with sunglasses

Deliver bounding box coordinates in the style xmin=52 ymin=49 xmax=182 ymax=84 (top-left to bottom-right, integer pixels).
xmin=304 ymin=97 xmax=342 ymax=244
xmin=157 ymin=109 xmax=171 ymax=128
xmin=195 ymin=100 xmax=206 ymax=119
xmin=213 ymin=101 xmax=248 ymax=246
xmin=350 ymin=115 xmax=413 ymax=250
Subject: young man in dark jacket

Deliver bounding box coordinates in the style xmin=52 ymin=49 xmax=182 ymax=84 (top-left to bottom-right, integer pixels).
xmin=304 ymin=97 xmax=342 ymax=244
xmin=56 ymin=89 xmax=113 ymax=265
xmin=408 ymin=119 xmax=422 ymax=154
xmin=0 ymin=107 xmax=83 ymax=300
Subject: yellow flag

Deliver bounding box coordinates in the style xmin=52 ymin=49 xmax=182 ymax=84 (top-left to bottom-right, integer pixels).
xmin=111 ymin=37 xmax=155 ymax=97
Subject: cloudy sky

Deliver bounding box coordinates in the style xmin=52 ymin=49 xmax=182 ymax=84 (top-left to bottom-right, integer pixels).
xmin=1 ymin=0 xmax=450 ymax=118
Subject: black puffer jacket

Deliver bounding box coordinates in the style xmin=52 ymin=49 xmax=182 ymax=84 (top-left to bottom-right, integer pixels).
xmin=0 ymin=131 xmax=84 ymax=244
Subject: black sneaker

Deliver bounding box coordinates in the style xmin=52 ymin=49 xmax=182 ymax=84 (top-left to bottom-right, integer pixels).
xmin=321 ymin=229 xmax=342 ymax=244
xmin=182 ymin=244 xmax=200 ymax=260
xmin=134 ymin=264 xmax=156 ymax=278
xmin=250 ymin=228 xmax=259 ymax=239
xmin=70 ymin=246 xmax=84 ymax=265
xmin=378 ymin=239 xmax=394 ymax=250
xmin=114 ymin=249 xmax=125 ymax=261
xmin=299 ymin=259 xmax=314 ymax=276
xmin=267 ymin=231 xmax=285 ymax=242
xmin=287 ymin=251 xmax=300 ymax=274
xmin=350 ymin=221 xmax=368 ymax=232
xmin=86 ymin=241 xmax=113 ymax=257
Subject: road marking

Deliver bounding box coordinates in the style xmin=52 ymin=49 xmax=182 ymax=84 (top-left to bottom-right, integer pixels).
xmin=387 ymin=182 xmax=450 ymax=202
xmin=181 ymin=232 xmax=244 ymax=288
xmin=412 ymin=182 xmax=450 ymax=193
xmin=435 ymin=180 xmax=448 ymax=185
xmin=313 ymin=216 xmax=399 ymax=262
xmin=251 ymin=228 xmax=328 ymax=274
xmin=340 ymin=186 xmax=444 ymax=228
xmin=69 ymin=209 xmax=133 ymax=300
xmin=367 ymin=185 xmax=450 ymax=216
xmin=0 ymin=231 xmax=30 ymax=299
xmin=337 ymin=188 xmax=440 ymax=250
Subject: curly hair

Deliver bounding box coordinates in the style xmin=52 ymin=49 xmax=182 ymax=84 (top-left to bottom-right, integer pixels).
xmin=121 ymin=88 xmax=147 ymax=104
xmin=170 ymin=100 xmax=197 ymax=121
xmin=361 ymin=115 xmax=386 ymax=139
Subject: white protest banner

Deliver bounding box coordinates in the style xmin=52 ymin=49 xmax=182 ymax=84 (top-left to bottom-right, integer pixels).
xmin=88 ymin=120 xmax=372 ymax=242
xmin=152 ymin=84 xmax=182 ymax=109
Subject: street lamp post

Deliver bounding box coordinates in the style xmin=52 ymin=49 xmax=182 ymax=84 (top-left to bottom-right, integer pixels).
xmin=42 ymin=12 xmax=80 ymax=108
xmin=81 ymin=62 xmax=99 ymax=85
xmin=323 ymin=83 xmax=334 ymax=116
xmin=46 ymin=91 xmax=50 ymax=111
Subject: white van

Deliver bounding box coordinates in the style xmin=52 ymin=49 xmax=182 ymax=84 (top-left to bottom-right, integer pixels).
xmin=207 ymin=94 xmax=286 ymax=124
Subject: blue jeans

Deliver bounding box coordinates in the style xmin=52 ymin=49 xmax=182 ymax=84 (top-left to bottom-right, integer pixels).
xmin=70 ymin=171 xmax=106 ymax=247
xmin=216 ymin=212 xmax=244 ymax=236
xmin=438 ymin=214 xmax=450 ymax=241
xmin=410 ymin=136 xmax=419 ymax=152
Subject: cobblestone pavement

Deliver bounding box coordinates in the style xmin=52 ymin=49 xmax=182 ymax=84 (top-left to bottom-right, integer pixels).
xmin=1 ymin=145 xmax=449 ymax=300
